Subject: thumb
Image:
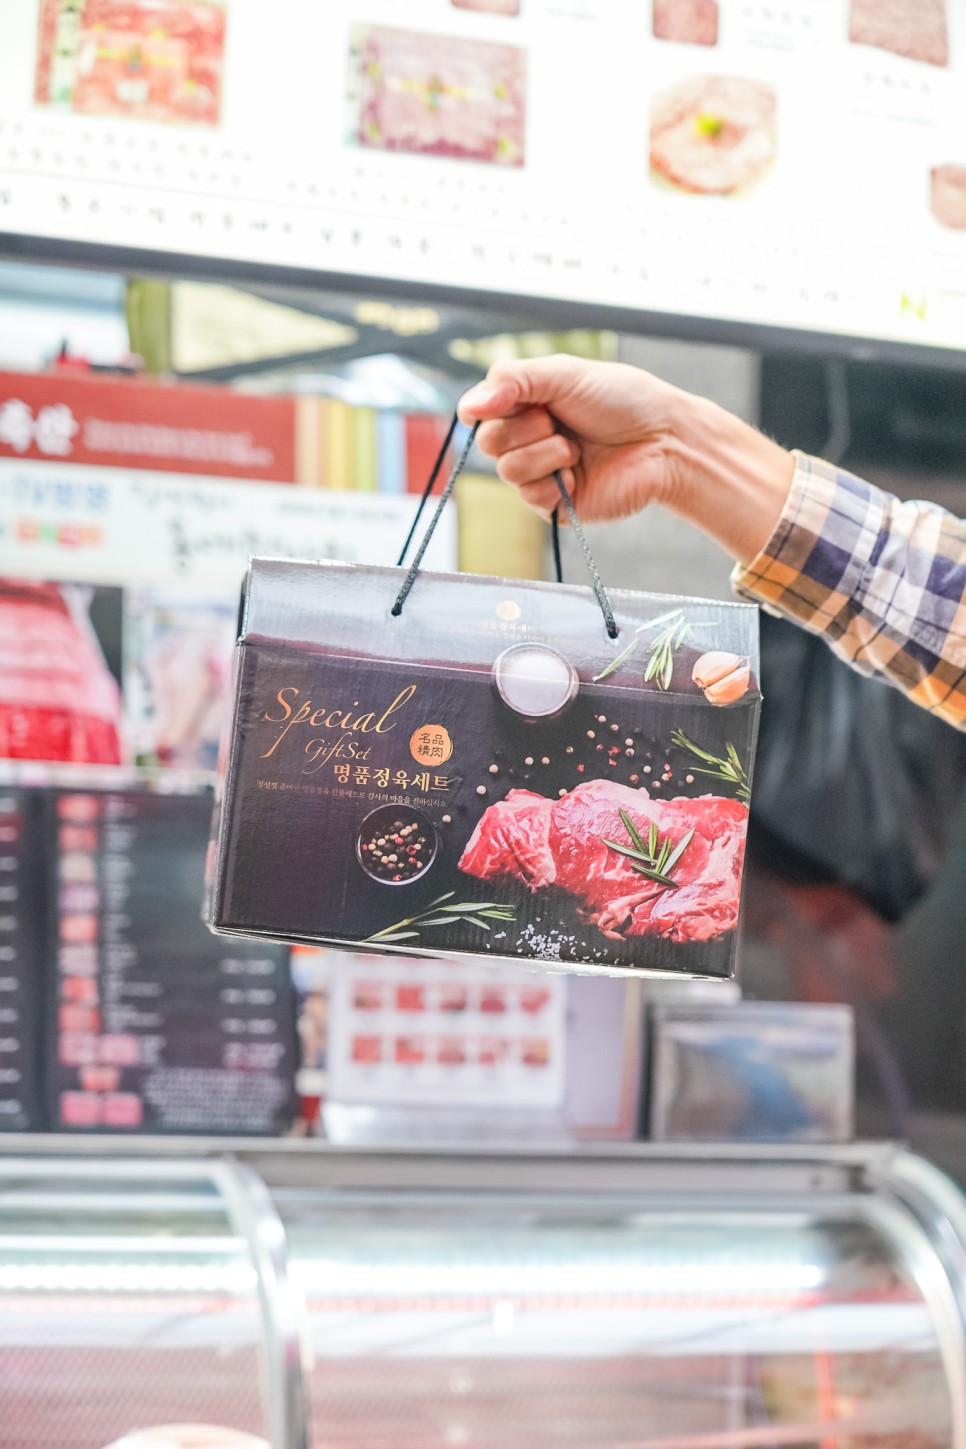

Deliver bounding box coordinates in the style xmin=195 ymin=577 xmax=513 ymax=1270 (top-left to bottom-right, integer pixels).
xmin=458 ymin=355 xmax=581 ymax=423
xmin=457 ymin=369 xmax=521 ymax=424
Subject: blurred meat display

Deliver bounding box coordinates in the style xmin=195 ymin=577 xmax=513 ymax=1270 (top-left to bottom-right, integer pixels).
xmin=653 ymin=0 xmax=719 ymax=46
xmin=124 ymin=588 xmax=235 ymax=771
xmin=102 ymin=1426 xmax=268 ymax=1448
xmin=848 ymin=0 xmax=949 ymax=67
xmin=348 ymin=25 xmax=527 ymax=166
xmin=0 ymin=579 xmax=122 ymax=765
xmin=930 ymin=164 xmax=966 ymax=230
xmin=34 ymin=0 xmax=227 ymax=124
xmin=650 ymin=74 xmax=776 ymax=195
xmin=452 ymin=0 xmax=521 ymax=12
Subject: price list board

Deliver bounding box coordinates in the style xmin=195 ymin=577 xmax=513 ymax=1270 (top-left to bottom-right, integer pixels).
xmin=43 ymin=788 xmax=298 ymax=1134
xmin=0 ymin=791 xmax=43 ymax=1131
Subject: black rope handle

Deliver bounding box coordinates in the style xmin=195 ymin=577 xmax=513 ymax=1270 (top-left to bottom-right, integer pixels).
xmin=550 ymin=473 xmax=618 ymax=638
xmin=550 ymin=506 xmax=563 ymax=585
xmin=396 ymin=411 xmax=459 ymax=568
xmin=392 ymin=413 xmax=619 ymax=640
xmin=391 ymin=421 xmax=479 ymax=617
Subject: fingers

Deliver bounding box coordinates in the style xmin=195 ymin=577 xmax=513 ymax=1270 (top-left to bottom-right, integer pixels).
xmin=516 ymin=467 xmax=579 ymax=523
xmin=497 ymin=434 xmax=579 ymax=490
xmin=476 ymin=406 xmax=555 ymax=460
xmin=517 ymin=478 xmax=564 ymax=521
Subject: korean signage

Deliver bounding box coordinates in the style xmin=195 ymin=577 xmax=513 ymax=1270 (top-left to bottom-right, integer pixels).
xmin=0 ymin=370 xmax=296 ymax=482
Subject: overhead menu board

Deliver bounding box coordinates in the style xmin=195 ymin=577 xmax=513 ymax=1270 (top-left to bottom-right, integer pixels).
xmin=2 ymin=0 xmax=966 ymax=360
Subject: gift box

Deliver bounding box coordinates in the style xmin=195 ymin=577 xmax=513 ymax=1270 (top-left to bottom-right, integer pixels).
xmin=206 ymin=427 xmax=760 ymax=978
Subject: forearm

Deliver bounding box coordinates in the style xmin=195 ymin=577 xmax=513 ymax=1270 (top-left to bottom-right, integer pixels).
xmin=658 ymin=394 xmax=792 ymax=563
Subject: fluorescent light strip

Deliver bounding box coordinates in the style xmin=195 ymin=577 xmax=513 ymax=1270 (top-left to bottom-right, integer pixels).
xmin=0 ymin=1262 xmax=258 ymax=1293
xmin=289 ymin=1260 xmax=824 ymax=1297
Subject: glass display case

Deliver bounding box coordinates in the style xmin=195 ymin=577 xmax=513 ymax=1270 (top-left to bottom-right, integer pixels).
xmin=1 ymin=1141 xmax=965 ymax=1448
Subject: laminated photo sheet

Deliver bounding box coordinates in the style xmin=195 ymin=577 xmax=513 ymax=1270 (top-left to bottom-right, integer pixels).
xmin=290 ymin=941 xmax=331 ymax=1114
xmin=123 ymin=586 xmax=238 ymax=771
xmin=326 ymin=951 xmax=566 ymax=1110
xmin=34 ymin=0 xmax=228 ymax=126
xmin=346 ymin=22 xmax=527 ymax=166
xmin=648 ymin=1002 xmax=855 ymax=1144
xmin=0 ymin=576 xmax=124 ymax=768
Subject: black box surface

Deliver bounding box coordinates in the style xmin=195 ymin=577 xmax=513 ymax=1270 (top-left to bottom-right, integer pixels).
xmin=208 ymin=559 xmax=760 ymax=977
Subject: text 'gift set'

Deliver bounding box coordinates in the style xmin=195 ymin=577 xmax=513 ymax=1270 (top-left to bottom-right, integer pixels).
xmin=206 ymin=427 xmax=760 ymax=978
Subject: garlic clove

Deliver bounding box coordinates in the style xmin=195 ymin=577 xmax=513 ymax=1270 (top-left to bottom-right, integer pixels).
xmin=703 ymin=662 xmax=751 ymax=706
xmin=692 ymin=651 xmax=747 ymax=689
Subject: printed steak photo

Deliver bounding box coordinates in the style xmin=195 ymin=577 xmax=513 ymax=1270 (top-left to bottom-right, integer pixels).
xmin=650 ymin=74 xmax=776 ymax=196
xmin=653 ymin=0 xmax=719 ymax=46
xmin=930 ymin=165 xmax=966 ymax=231
xmin=848 ymin=0 xmax=948 ymax=67
xmin=460 ymin=779 xmax=748 ymax=944
xmin=458 ymin=789 xmax=556 ymax=890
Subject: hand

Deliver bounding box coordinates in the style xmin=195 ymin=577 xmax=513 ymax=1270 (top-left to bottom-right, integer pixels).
xmin=458 ymin=355 xmax=796 ymax=565
xmin=458 ymin=355 xmax=686 ymax=523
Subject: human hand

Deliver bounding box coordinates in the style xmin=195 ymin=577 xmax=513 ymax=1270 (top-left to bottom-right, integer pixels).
xmin=458 ymin=354 xmax=795 ymax=564
xmin=458 ymin=355 xmax=686 ymax=524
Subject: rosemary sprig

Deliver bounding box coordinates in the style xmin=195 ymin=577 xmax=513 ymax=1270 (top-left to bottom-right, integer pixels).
xmin=593 ymin=608 xmax=681 ymax=682
xmin=602 ymin=807 xmax=694 ymax=890
xmin=594 ymin=608 xmax=713 ymax=689
xmin=671 ymin=729 xmax=751 ymax=801
xmin=365 ymin=891 xmax=516 ymax=944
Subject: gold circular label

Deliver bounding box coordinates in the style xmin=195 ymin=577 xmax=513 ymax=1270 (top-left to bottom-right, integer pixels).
xmin=496 ymin=600 xmax=521 ymax=621
xmin=410 ymin=724 xmax=453 ymax=765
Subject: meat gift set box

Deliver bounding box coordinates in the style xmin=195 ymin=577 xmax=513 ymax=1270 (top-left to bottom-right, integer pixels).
xmin=206 ymin=559 xmax=760 ymax=978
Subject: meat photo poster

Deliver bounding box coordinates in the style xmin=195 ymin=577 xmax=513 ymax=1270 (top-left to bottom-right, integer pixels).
xmin=124 ymin=586 xmax=238 ymax=772
xmin=0 ymin=573 xmax=234 ymax=773
xmin=0 ymin=578 xmax=124 ymax=767
xmin=326 ymin=952 xmax=566 ymax=1110
xmin=209 ymin=559 xmax=760 ymax=978
xmin=345 ymin=23 xmax=527 ymax=167
xmin=34 ymin=0 xmax=228 ymax=127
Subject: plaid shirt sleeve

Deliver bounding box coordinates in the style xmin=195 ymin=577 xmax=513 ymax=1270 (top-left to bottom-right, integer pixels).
xmin=731 ymin=451 xmax=966 ymax=729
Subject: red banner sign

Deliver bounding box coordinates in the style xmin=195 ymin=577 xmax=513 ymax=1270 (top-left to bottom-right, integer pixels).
xmin=0 ymin=371 xmax=296 ymax=482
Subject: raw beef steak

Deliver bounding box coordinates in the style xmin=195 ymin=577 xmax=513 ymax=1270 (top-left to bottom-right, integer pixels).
xmin=848 ymin=0 xmax=948 ymax=67
xmin=930 ymin=166 xmax=966 ymax=230
xmin=453 ymin=0 xmax=520 ymax=11
xmin=350 ymin=25 xmax=527 ymax=167
xmin=0 ymin=580 xmax=122 ymax=764
xmin=459 ymin=788 xmax=556 ymax=890
xmin=650 ymin=74 xmax=776 ymax=195
xmin=460 ymin=779 xmax=748 ymax=944
xmin=653 ymin=0 xmax=718 ymax=46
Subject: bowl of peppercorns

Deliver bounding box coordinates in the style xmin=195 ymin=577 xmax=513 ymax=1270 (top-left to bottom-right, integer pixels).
xmin=356 ymin=805 xmax=438 ymax=885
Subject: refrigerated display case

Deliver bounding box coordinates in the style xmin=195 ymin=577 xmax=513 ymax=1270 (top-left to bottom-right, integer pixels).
xmin=1 ymin=1140 xmax=965 ymax=1448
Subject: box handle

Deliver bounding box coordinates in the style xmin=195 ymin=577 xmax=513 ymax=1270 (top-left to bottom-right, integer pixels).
xmin=392 ymin=413 xmax=619 ymax=640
